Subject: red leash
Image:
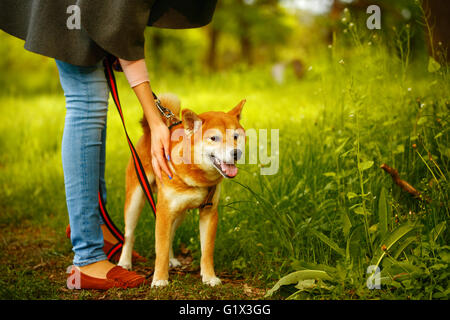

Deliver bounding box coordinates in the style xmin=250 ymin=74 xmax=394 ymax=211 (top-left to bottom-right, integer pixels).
xmin=99 ymin=56 xmax=158 ymax=260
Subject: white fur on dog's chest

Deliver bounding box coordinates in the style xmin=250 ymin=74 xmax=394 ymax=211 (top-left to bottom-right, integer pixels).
xmin=163 ymin=185 xmax=210 ymax=212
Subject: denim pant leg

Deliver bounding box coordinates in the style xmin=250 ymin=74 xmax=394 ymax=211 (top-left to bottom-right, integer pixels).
xmin=55 ymin=59 xmax=109 ymax=267
xmin=99 ymin=117 xmax=108 ymax=205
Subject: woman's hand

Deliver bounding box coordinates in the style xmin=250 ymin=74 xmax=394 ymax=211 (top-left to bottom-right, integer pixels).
xmin=149 ymin=119 xmax=172 ymax=182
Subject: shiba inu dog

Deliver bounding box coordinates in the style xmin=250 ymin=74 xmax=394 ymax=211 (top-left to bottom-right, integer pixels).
xmin=117 ymin=94 xmax=245 ymax=287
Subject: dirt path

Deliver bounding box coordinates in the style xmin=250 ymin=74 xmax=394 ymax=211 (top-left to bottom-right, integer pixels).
xmin=0 ymin=223 xmax=266 ymax=300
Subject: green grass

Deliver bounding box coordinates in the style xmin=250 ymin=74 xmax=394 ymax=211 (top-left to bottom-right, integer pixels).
xmin=0 ymin=18 xmax=449 ymax=300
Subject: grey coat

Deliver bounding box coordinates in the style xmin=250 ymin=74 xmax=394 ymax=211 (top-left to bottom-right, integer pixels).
xmin=0 ymin=0 xmax=217 ymax=66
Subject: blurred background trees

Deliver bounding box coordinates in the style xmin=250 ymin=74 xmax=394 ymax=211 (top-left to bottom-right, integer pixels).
xmin=142 ymin=0 xmax=448 ymax=73
xmin=1 ymin=0 xmax=448 ymax=93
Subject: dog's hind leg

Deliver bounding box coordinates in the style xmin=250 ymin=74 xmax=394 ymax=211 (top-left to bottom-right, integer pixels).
xmin=118 ymin=186 xmax=145 ymax=270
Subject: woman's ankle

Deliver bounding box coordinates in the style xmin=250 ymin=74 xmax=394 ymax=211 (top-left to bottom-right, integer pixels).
xmin=78 ymin=259 xmax=116 ymax=279
xmin=101 ymin=224 xmax=119 ymax=243
xmin=66 ymin=224 xmax=118 ymax=244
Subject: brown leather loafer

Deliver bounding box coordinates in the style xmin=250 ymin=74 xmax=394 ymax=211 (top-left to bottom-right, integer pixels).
xmin=67 ymin=265 xmax=147 ymax=290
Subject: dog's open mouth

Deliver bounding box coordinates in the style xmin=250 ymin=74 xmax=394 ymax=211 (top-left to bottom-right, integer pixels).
xmin=209 ymin=155 xmax=238 ymax=178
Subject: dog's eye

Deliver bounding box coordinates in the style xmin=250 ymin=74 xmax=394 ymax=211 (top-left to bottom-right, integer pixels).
xmin=209 ymin=135 xmax=220 ymax=142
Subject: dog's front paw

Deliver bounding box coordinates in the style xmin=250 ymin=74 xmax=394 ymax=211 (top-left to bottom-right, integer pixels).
xmin=202 ymin=276 xmax=222 ymax=287
xmin=151 ymin=279 xmax=169 ymax=288
xmin=169 ymin=258 xmax=182 ymax=268
xmin=117 ymin=261 xmax=132 ymax=271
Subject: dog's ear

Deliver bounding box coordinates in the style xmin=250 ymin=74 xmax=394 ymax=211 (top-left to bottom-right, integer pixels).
xmin=228 ymin=99 xmax=246 ymax=121
xmin=182 ymin=109 xmax=202 ymax=136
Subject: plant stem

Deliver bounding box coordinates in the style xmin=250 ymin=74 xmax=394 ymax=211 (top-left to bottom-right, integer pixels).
xmin=355 ymin=112 xmax=373 ymax=256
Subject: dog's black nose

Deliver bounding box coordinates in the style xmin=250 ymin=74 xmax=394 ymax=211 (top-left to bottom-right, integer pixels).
xmin=231 ymin=149 xmax=242 ymax=161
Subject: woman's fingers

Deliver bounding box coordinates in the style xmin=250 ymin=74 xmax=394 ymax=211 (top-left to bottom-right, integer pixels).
xmin=151 ymin=157 xmax=162 ymax=182
xmin=155 ymin=145 xmax=172 ymax=179
xmin=162 ymin=131 xmax=171 ymax=162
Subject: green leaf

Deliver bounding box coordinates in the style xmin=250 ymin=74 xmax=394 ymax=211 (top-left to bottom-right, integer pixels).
xmin=383 ymin=261 xmax=421 ymax=279
xmin=335 ymin=138 xmax=350 ymax=155
xmin=290 ymin=260 xmax=338 ymax=275
xmin=341 ymin=210 xmax=352 ymax=238
xmin=439 ymin=251 xmax=450 ymax=264
xmin=378 ymin=187 xmax=388 ymax=238
xmin=429 ymin=264 xmax=447 ymax=271
xmin=369 ymin=223 xmax=378 ymax=233
xmin=323 ymin=172 xmax=336 ymax=177
xmin=433 ymin=292 xmax=446 ymax=299
xmin=292 ymin=280 xmax=333 ymax=297
xmin=358 ymin=160 xmax=374 ymax=171
xmin=392 ymin=236 xmax=416 ymax=260
xmin=417 ymin=117 xmax=427 ymax=125
xmin=354 ymin=206 xmax=371 ymax=215
xmin=289 ymin=179 xmax=304 ymax=197
xmin=434 ymin=132 xmax=443 ymax=139
xmin=347 ymin=192 xmax=358 ymax=200
xmin=265 ymin=270 xmax=333 ymax=297
xmin=428 ymin=56 xmax=441 ymax=73
xmin=393 ymin=144 xmax=405 ymax=155
xmin=431 ymin=221 xmax=446 ymax=242
xmin=310 ymin=229 xmax=345 ymax=257
xmin=370 ymin=221 xmax=420 ymax=269
xmin=324 ymin=182 xmax=335 ymax=190
xmin=294 ymin=279 xmax=316 ymax=290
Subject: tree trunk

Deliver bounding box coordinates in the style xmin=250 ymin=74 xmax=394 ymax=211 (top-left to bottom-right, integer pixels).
xmin=238 ymin=0 xmax=252 ymax=65
xmin=206 ymin=25 xmax=219 ymax=71
xmin=422 ymin=0 xmax=450 ymax=62
xmin=240 ymin=28 xmax=252 ymax=66
xmin=147 ymin=30 xmax=163 ymax=69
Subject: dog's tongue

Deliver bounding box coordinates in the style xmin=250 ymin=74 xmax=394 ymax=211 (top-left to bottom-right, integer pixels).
xmin=220 ymin=163 xmax=238 ymax=177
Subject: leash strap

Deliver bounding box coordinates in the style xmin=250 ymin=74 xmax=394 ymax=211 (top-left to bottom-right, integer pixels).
xmin=103 ymin=56 xmax=157 ymax=215
xmin=199 ymin=185 xmax=216 ymax=209
xmin=98 ymin=184 xmax=124 ymax=260
xmin=97 ymin=56 xmax=157 ymax=258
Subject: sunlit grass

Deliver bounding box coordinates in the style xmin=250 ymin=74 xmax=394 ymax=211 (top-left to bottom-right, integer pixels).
xmin=0 ymin=19 xmax=449 ymax=299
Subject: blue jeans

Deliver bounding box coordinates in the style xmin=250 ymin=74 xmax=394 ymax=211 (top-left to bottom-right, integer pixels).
xmin=56 ymin=59 xmax=109 ymax=266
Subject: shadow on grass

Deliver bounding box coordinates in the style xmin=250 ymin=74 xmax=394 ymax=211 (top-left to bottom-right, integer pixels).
xmin=0 ymin=222 xmax=266 ymax=300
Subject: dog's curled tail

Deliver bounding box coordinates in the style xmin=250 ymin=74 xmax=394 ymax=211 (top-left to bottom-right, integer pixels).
xmin=140 ymin=93 xmax=181 ymax=131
